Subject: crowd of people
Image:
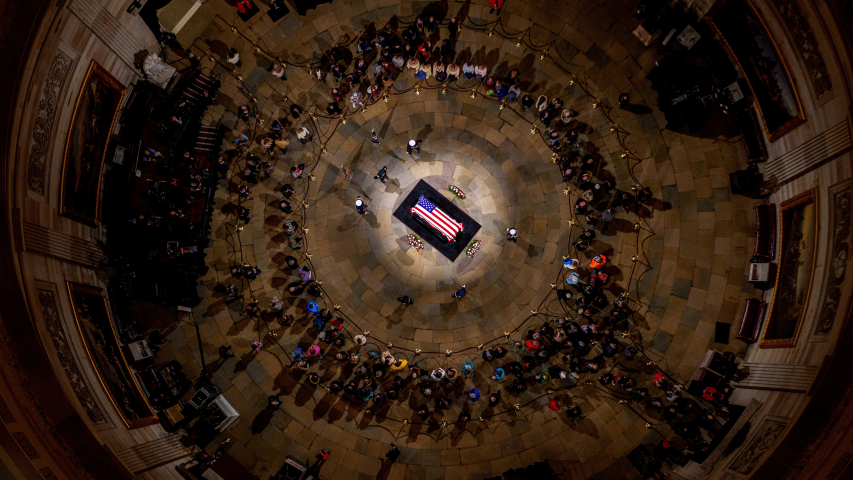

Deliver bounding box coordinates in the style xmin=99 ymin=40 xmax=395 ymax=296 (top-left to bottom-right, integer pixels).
xmin=211 ymin=8 xmax=720 ymax=457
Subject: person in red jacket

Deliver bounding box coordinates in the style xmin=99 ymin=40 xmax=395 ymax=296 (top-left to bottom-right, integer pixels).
xmin=490 ymin=0 xmax=504 ymax=15
xmin=417 ymin=41 xmax=431 ymax=61
xmin=548 ymin=398 xmax=561 ymax=411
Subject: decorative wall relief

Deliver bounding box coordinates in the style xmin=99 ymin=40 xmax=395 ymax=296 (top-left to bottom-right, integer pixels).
xmin=773 ymin=0 xmax=832 ymax=99
xmin=27 ymin=49 xmax=73 ymax=195
xmin=728 ymin=418 xmax=788 ymax=475
xmin=37 ymin=287 xmax=108 ymax=424
xmin=827 ymin=453 xmax=853 ymax=480
xmin=0 ymin=394 xmax=15 ymax=423
xmin=39 ymin=468 xmax=58 ymax=480
xmin=12 ymin=432 xmax=41 ymax=459
xmin=814 ymin=183 xmax=850 ymax=336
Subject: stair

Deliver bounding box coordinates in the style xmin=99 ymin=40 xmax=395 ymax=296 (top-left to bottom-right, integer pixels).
xmin=114 ymin=433 xmax=194 ymax=475
xmin=182 ymin=73 xmax=218 ymax=104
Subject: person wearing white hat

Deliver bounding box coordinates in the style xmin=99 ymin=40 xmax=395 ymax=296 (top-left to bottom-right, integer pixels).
xmin=506 ymin=227 xmax=518 ymax=243
xmin=406 ymin=139 xmax=421 ymax=155
xmin=355 ymin=196 xmax=368 ymax=215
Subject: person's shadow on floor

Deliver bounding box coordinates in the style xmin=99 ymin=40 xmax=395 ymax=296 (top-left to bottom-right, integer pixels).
xmin=375 ymin=458 xmax=394 ymax=480
xmin=251 ymin=406 xmax=275 ymax=434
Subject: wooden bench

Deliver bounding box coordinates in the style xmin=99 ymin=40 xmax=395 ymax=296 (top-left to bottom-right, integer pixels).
xmin=737 ymin=297 xmax=767 ymax=344
xmin=752 ymin=204 xmax=776 ymax=261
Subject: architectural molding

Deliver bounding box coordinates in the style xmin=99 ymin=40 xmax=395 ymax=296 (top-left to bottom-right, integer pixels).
xmin=764 ymin=118 xmax=851 ymax=188
xmin=11 ymin=432 xmax=41 ymax=460
xmin=67 ymin=0 xmax=145 ymax=73
xmin=22 ymin=222 xmax=108 ymax=270
xmin=0 ymin=394 xmax=16 ymax=424
xmin=39 ymin=468 xmax=58 ymax=480
xmin=731 ymin=363 xmax=820 ymax=392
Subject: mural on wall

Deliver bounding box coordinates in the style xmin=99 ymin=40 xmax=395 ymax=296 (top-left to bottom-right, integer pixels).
xmin=27 ymin=49 xmax=73 ymax=195
xmin=67 ymin=282 xmax=157 ymax=428
xmin=761 ymin=189 xmax=817 ymax=347
xmin=728 ymin=419 xmax=788 ymax=474
xmin=710 ymin=0 xmax=805 ymax=141
xmin=814 ymin=183 xmax=850 ymax=336
xmin=60 ymin=61 xmax=124 ymax=226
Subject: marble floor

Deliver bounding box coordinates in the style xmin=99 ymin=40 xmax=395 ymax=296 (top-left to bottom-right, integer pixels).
xmin=152 ymin=0 xmax=763 ymax=478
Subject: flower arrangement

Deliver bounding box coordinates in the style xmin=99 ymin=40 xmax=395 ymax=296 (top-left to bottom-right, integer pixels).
xmin=466 ymin=239 xmax=481 ymax=257
xmin=406 ymin=234 xmax=424 ymax=251
xmin=448 ymin=185 xmax=466 ymax=199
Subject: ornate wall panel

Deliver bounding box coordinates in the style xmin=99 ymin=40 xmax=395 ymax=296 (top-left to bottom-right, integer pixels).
xmin=35 ymin=284 xmax=109 ymax=425
xmin=727 ymin=417 xmax=789 ymax=475
xmin=12 ymin=432 xmax=41 ymax=460
xmin=773 ymin=0 xmax=832 ymax=98
xmin=0 ymin=394 xmax=16 ymax=424
xmin=39 ymin=468 xmax=58 ymax=480
xmin=27 ymin=48 xmax=74 ymax=195
xmin=813 ymin=181 xmax=850 ymax=336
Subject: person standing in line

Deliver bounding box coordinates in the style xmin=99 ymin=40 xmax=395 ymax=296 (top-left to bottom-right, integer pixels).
xmin=355 ymin=197 xmax=368 ymax=215
xmin=397 ymin=295 xmax=414 ymax=305
xmin=452 ymin=284 xmax=466 ymax=298
xmin=490 ymin=0 xmax=504 ymax=15
xmin=447 ymin=17 xmax=459 ymax=38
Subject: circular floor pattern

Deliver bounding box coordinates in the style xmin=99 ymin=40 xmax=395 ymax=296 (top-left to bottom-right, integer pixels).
xmin=165 ymin=1 xmax=763 ymax=477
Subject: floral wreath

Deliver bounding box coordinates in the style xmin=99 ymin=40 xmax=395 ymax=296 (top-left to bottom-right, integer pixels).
xmin=466 ymin=239 xmax=481 ymax=257
xmin=406 ymin=234 xmax=424 ymax=251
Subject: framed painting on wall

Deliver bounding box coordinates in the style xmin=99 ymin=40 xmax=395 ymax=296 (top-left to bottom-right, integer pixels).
xmin=67 ymin=282 xmax=158 ymax=428
xmin=60 ymin=61 xmax=125 ymax=226
xmin=760 ymin=190 xmax=818 ymax=347
xmin=709 ymin=0 xmax=805 ymax=142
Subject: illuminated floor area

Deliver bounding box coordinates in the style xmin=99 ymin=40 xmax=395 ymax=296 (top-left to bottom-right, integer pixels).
xmin=152 ymin=0 xmax=762 ymax=478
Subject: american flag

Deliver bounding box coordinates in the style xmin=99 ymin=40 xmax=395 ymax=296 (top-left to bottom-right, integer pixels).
xmin=410 ymin=195 xmax=464 ymax=241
